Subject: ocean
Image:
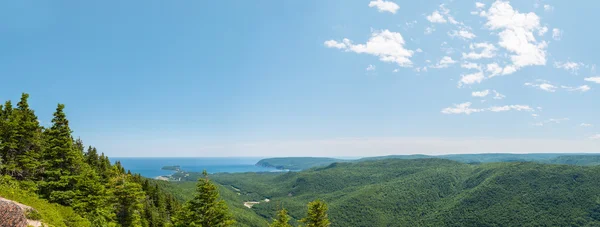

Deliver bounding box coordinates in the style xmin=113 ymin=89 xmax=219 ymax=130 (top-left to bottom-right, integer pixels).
xmin=113 ymin=157 xmax=280 ymax=178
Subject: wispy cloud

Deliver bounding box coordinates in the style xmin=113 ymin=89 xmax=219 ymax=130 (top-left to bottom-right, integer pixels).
xmin=325 ymin=30 xmax=414 ymax=67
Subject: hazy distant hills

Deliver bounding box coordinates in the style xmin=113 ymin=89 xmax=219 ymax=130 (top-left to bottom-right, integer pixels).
xmin=255 ymin=153 xmax=600 ymax=170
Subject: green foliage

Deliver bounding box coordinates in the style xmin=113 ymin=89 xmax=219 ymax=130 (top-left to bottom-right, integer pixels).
xmin=203 ymin=159 xmax=600 ymax=226
xmin=300 ymin=200 xmax=330 ymax=227
xmin=173 ymin=170 xmax=235 ymax=227
xmin=0 ymin=94 xmax=181 ymax=227
xmin=26 ymin=209 xmax=42 ymax=220
xmin=269 ymin=208 xmax=293 ymax=227
xmin=0 ymin=175 xmax=91 ymax=227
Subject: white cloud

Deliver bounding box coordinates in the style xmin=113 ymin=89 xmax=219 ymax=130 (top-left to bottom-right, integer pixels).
xmin=554 ymin=61 xmax=583 ymax=74
xmin=441 ymin=102 xmax=483 ymax=115
xmin=448 ymin=29 xmax=476 ymax=40
xmin=369 ymin=0 xmax=400 ymax=14
xmin=532 ymin=114 xmax=539 ymax=118
xmin=462 ymin=42 xmax=497 ymax=60
xmin=552 ymin=28 xmax=562 ymax=40
xmin=483 ymin=1 xmax=548 ymax=73
xmin=366 ymin=64 xmax=376 ymax=71
xmin=324 ymin=30 xmax=414 ymax=67
xmin=525 ymin=82 xmax=557 ymax=92
xmin=584 ymin=77 xmax=600 ymax=84
xmin=543 ymin=4 xmax=554 ymax=12
xmin=472 ymin=90 xmax=490 ymax=97
xmin=488 ymin=105 xmax=534 ymax=112
xmin=324 ymin=40 xmax=347 ymax=49
xmin=562 ymin=85 xmax=591 ymax=92
xmin=486 ymin=63 xmax=503 ymax=78
xmin=442 ymin=102 xmax=534 ymax=115
xmin=432 ymin=56 xmax=457 ymax=68
xmin=393 ymin=69 xmax=399 ymax=73
xmin=590 ymin=134 xmax=600 ymax=140
xmin=415 ymin=48 xmax=423 ymax=53
xmin=414 ymin=66 xmax=428 ymax=73
xmin=492 ymin=90 xmax=506 ymax=99
xmin=461 ymin=62 xmax=481 ymax=70
xmin=476 ymin=2 xmax=486 ymax=9
xmin=581 ymin=123 xmax=593 ymax=127
xmin=459 ymin=71 xmax=485 ymax=87
xmin=425 ymin=26 xmax=435 ymax=34
xmin=502 ymin=65 xmax=518 ymax=75
xmin=427 ymin=11 xmax=447 ymax=23
xmin=538 ymin=26 xmax=548 ymax=36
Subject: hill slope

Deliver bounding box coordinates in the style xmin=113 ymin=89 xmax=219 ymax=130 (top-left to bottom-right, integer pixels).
xmin=203 ymin=158 xmax=600 ymax=226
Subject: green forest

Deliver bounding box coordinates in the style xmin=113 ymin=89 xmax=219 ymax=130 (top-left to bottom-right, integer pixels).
xmin=0 ymin=94 xmax=328 ymax=227
xmin=3 ymin=93 xmax=600 ymax=226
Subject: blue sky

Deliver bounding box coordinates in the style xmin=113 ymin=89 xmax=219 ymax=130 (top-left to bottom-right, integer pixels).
xmin=1 ymin=0 xmax=599 ymax=157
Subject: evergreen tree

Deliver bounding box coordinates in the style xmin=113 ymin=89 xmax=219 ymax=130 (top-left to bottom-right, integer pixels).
xmin=111 ymin=173 xmax=146 ymax=227
xmin=84 ymin=146 xmax=100 ymax=172
xmin=39 ymin=104 xmax=85 ymax=205
xmin=73 ymin=166 xmax=116 ymax=226
xmin=0 ymin=100 xmax=18 ymax=176
xmin=172 ymin=170 xmax=235 ymax=227
xmin=13 ymin=93 xmax=43 ymax=180
xmin=300 ymin=200 xmax=330 ymax=227
xmin=270 ymin=207 xmax=293 ymax=227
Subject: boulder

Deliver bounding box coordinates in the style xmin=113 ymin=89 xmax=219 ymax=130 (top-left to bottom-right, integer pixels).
xmin=0 ymin=199 xmax=28 ymax=227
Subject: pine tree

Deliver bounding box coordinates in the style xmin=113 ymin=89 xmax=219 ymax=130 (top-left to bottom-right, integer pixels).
xmin=270 ymin=207 xmax=293 ymax=227
xmin=301 ymin=200 xmax=331 ymax=227
xmin=172 ymin=170 xmax=235 ymax=227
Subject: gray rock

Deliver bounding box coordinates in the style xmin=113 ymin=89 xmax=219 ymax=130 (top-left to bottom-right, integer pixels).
xmin=0 ymin=200 xmax=28 ymax=227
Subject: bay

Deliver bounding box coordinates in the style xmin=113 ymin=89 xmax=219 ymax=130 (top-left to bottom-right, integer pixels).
xmin=113 ymin=157 xmax=279 ymax=178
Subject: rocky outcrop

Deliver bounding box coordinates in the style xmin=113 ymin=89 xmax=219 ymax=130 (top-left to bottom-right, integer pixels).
xmin=0 ymin=199 xmax=28 ymax=227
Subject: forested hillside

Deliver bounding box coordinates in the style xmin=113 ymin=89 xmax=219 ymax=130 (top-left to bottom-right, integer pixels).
xmin=256 ymin=153 xmax=600 ymax=170
xmin=0 ymin=94 xmax=180 ymax=226
xmin=202 ymin=159 xmax=600 ymax=226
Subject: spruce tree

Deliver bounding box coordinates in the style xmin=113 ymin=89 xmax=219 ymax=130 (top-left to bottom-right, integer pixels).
xmin=14 ymin=93 xmax=43 ymax=180
xmin=0 ymin=100 xmax=17 ymax=176
xmin=172 ymin=170 xmax=235 ymax=227
xmin=39 ymin=104 xmax=85 ymax=205
xmin=73 ymin=166 xmax=115 ymax=226
xmin=111 ymin=174 xmax=146 ymax=227
xmin=301 ymin=200 xmax=331 ymax=227
xmin=270 ymin=207 xmax=293 ymax=227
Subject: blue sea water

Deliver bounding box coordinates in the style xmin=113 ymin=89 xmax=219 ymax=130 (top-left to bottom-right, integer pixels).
xmin=113 ymin=157 xmax=279 ymax=178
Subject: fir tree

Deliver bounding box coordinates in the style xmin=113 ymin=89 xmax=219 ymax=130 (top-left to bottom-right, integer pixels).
xmin=172 ymin=170 xmax=235 ymax=227
xmin=301 ymin=200 xmax=331 ymax=227
xmin=270 ymin=207 xmax=293 ymax=227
